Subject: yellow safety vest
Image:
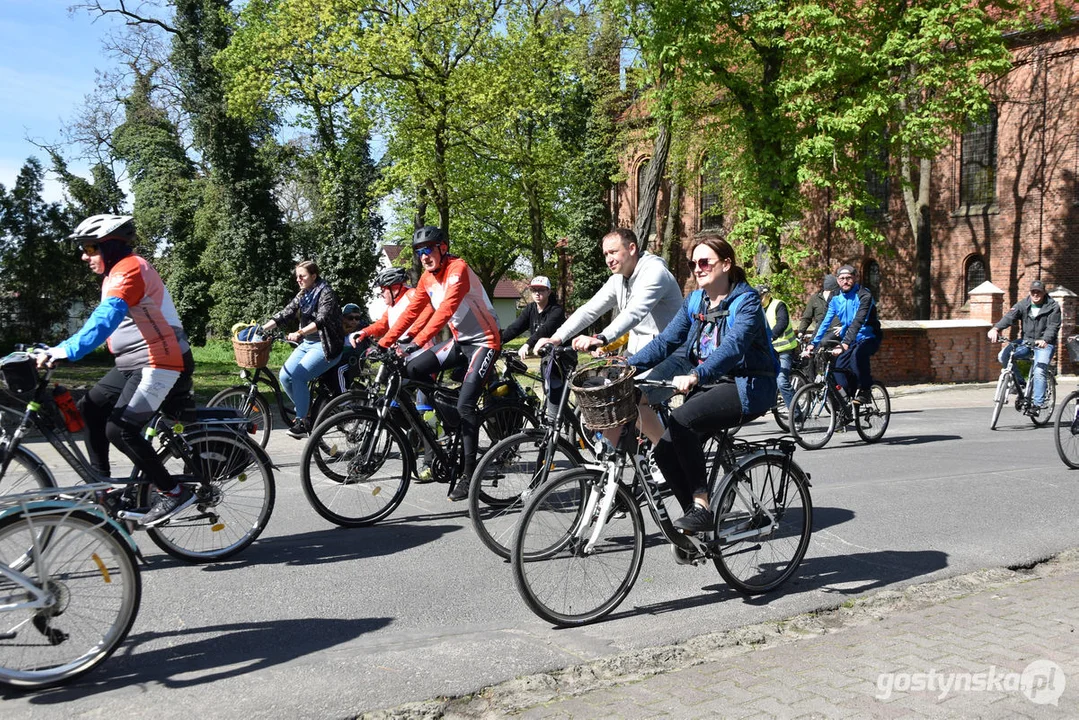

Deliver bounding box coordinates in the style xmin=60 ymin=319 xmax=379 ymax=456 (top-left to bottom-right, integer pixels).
xmin=764 ymin=298 xmax=799 ymax=353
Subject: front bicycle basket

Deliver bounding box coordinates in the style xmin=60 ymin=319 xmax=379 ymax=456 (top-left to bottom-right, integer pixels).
xmin=570 ymin=360 xmax=637 ymax=430
xmin=0 ymin=352 xmax=39 ymax=398
xmin=231 ymin=337 xmax=273 ymax=369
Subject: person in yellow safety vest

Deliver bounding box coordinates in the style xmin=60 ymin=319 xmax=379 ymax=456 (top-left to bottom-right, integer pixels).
xmin=758 ymin=285 xmax=798 ymax=411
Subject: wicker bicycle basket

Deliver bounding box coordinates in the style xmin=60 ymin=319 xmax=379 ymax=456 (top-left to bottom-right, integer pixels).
xmin=231 ymin=337 xmax=273 ymax=369
xmin=1067 ymin=334 xmax=1079 ymax=364
xmin=569 ymin=360 xmax=638 ymax=430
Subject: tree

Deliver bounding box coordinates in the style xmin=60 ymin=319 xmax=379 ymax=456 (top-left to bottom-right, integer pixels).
xmin=0 ymin=159 xmax=94 ymax=347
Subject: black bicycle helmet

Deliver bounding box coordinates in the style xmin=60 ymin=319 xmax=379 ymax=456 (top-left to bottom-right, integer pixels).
xmin=69 ymin=214 xmax=136 ymax=245
xmin=375 ymin=267 xmax=409 ymax=288
xmin=411 ymin=225 xmax=446 ymax=250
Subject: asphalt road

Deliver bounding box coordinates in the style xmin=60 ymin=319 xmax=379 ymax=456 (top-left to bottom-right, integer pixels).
xmin=3 ymin=382 xmax=1079 ymax=718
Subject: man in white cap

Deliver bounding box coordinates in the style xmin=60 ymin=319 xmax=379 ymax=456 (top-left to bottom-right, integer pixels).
xmin=501 ymin=276 xmax=565 ymax=360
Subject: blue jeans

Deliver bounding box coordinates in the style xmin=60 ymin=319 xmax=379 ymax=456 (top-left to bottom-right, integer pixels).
xmin=777 ymin=351 xmax=794 ymax=409
xmin=280 ymin=339 xmax=341 ymax=421
xmin=999 ymin=343 xmax=1055 ymax=406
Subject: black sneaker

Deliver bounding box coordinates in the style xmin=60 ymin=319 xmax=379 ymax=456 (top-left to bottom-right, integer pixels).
xmin=854 ymin=391 xmax=873 ymax=406
xmin=141 ymin=486 xmax=195 ymax=526
xmin=448 ymin=479 xmax=469 ymax=502
xmin=287 ymin=419 xmax=309 ymax=439
xmin=673 ymin=504 xmax=714 ymax=534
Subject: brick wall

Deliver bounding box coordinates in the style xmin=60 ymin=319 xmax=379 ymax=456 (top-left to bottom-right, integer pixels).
xmin=875 ymin=321 xmax=998 ymax=384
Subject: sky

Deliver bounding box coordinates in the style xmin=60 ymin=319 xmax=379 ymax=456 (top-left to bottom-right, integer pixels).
xmin=0 ymin=1 xmax=121 ymax=203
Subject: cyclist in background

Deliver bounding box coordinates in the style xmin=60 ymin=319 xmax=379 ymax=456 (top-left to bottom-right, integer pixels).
xmin=806 ymin=264 xmax=881 ymax=404
xmin=797 ymin=274 xmax=839 ymax=339
xmin=501 ymin=276 xmax=565 ymax=425
xmin=38 ymin=214 xmax=197 ymax=526
xmin=628 ymin=237 xmax=777 ymax=533
xmin=987 ymin=279 xmax=1060 ymax=410
xmin=533 ymin=228 xmax=682 ymax=444
xmin=378 ymin=226 xmax=502 ymax=501
xmin=758 ymin=285 xmax=797 ymax=412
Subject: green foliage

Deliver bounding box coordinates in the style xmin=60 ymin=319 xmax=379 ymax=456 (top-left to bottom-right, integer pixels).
xmin=0 ymin=158 xmax=96 ymax=348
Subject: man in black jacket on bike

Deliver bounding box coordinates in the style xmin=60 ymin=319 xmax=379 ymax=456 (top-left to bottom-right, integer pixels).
xmin=987 ymin=279 xmax=1061 ymax=409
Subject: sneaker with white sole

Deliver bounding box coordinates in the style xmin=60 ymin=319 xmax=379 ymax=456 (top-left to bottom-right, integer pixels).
xmin=141 ymin=486 xmax=196 ymax=526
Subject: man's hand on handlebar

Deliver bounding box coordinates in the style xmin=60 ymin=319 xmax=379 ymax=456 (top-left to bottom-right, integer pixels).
xmin=987 ymin=326 xmax=1000 ymax=343
xmin=34 ymin=346 xmax=66 ymax=369
xmin=571 ymin=335 xmax=604 ymax=352
xmin=532 ymin=337 xmax=558 ymax=355
xmin=395 ymin=341 xmax=420 ymax=357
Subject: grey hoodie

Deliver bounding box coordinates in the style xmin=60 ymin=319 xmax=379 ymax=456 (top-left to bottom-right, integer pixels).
xmin=553 ymin=251 xmax=683 ymax=355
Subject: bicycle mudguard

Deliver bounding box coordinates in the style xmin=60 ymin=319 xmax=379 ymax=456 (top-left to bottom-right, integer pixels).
xmin=0 ymin=501 xmax=140 ymax=555
xmin=1 ymin=445 xmax=57 ymax=488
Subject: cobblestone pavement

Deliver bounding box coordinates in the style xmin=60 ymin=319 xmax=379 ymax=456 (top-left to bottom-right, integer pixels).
xmin=363 ymin=549 xmax=1079 ymax=719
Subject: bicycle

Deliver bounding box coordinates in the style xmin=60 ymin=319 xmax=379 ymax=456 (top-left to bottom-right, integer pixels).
xmin=0 ymin=483 xmax=140 ymax=689
xmin=788 ymin=344 xmax=891 ymax=450
xmin=771 ymin=339 xmax=812 ymax=432
xmin=990 ymin=338 xmax=1057 ymax=430
xmin=298 ymin=347 xmax=538 ymax=527
xmin=209 ymin=331 xmax=359 ymax=448
xmin=509 ymin=367 xmax=813 ymax=627
xmin=1053 ymin=336 xmax=1079 ymax=468
xmin=0 ymin=351 xmax=275 ymax=563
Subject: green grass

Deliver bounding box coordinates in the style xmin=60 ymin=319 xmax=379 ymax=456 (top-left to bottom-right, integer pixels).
xmin=49 ymin=341 xmax=295 ymax=404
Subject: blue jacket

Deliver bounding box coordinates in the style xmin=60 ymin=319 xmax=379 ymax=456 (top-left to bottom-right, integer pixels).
xmin=812 ymin=284 xmax=881 ymax=346
xmin=629 ymin=281 xmax=777 ymax=415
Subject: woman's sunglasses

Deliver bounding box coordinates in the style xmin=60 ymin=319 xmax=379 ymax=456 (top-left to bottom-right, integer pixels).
xmin=81 ymin=244 xmax=100 ymax=257
xmin=690 ymin=258 xmax=717 ymax=272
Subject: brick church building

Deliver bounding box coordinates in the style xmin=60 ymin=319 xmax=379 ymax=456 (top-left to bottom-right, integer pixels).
xmin=608 ymin=11 xmax=1077 ymax=381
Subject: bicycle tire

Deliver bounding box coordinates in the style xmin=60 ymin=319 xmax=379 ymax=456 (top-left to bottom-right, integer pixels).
xmin=208 ymin=386 xmax=273 ymax=449
xmin=1054 ymin=390 xmax=1079 ymax=468
xmin=772 ymin=370 xmax=808 ymax=432
xmin=1028 ymin=373 xmax=1056 ymax=427
xmin=854 ymin=382 xmax=891 ymax=443
xmin=468 ymin=429 xmax=583 ymax=559
xmin=990 ymin=372 xmax=1010 ymax=430
xmin=313 ymin=388 xmax=373 ymax=427
xmin=0 ymin=446 xmax=57 ymax=496
xmin=0 ymin=510 xmax=140 ymax=689
xmin=789 ymin=382 xmax=837 ymax=450
xmin=511 ymin=468 xmax=644 ymax=627
xmin=712 ymin=452 xmax=812 ymax=594
xmin=146 ymin=432 xmax=276 ymax=562
xmin=301 ymin=408 xmax=411 ymax=527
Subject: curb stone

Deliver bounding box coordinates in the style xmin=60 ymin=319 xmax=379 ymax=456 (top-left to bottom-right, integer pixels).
xmin=356 ymin=547 xmax=1079 ymax=719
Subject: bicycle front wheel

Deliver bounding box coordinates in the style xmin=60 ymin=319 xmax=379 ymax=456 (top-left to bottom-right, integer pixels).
xmin=1054 ymin=390 xmax=1079 ymax=468
xmin=990 ymin=372 xmax=1011 ymax=430
xmin=772 ymin=370 xmax=808 ymax=432
xmin=1029 ymin=374 xmax=1056 ymax=427
xmin=790 ymin=383 xmax=837 ymax=450
xmin=511 ymin=468 xmax=644 ymax=627
xmin=208 ymin=386 xmax=272 ymax=449
xmin=712 ymin=452 xmax=812 ymax=594
xmin=0 ymin=510 xmax=141 ymax=689
xmin=855 ymin=382 xmax=891 ymax=443
xmin=147 ymin=432 xmax=276 ymax=562
xmin=301 ymin=409 xmax=411 ymax=527
xmin=0 ymin=446 xmax=56 ymax=496
xmin=469 ymin=429 xmax=583 ymax=559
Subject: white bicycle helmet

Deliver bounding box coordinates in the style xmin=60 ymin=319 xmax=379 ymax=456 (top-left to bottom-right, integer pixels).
xmin=69 ymin=214 xmax=136 ymax=244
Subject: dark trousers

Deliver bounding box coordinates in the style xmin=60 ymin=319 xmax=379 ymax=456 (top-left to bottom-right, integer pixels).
xmin=405 ymin=340 xmax=497 ymax=475
xmin=834 ymin=335 xmax=881 ymax=395
xmin=652 ymin=383 xmax=745 ymax=511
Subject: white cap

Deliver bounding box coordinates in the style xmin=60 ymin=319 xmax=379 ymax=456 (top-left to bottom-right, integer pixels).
xmin=529 ymin=276 xmax=551 ymax=289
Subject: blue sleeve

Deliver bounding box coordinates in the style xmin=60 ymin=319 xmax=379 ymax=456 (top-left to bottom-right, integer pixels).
xmin=812 ymin=297 xmax=839 ymax=345
xmin=694 ymin=292 xmax=765 ymax=384
xmin=628 ymin=295 xmax=694 ymax=371
xmin=58 ymin=297 xmax=128 ymax=362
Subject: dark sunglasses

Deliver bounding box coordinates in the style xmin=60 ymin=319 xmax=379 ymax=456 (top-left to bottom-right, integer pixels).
xmin=82 ymin=244 xmax=100 ymax=257
xmin=414 ymin=245 xmax=437 ymax=257
xmin=690 ymin=257 xmax=716 ymax=271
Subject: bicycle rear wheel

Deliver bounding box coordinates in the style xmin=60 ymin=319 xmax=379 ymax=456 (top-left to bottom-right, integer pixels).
xmin=1028 ymin=373 xmax=1056 ymax=427
xmin=712 ymin=453 xmax=812 ymax=594
xmin=147 ymin=432 xmax=276 ymax=562
xmin=511 ymin=468 xmax=644 ymax=627
xmin=208 ymin=386 xmax=272 ymax=449
xmin=854 ymin=382 xmax=891 ymax=443
xmin=301 ymin=409 xmax=411 ymax=527
xmin=1054 ymin=390 xmax=1079 ymax=468
xmin=789 ymin=383 xmax=837 ymax=450
xmin=0 ymin=510 xmax=140 ymax=689
xmin=990 ymin=372 xmax=1010 ymax=430
xmin=468 ymin=429 xmax=582 ymax=559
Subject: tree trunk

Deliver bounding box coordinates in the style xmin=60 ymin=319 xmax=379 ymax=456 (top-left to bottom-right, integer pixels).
xmin=901 ymin=149 xmax=933 ymax=320
xmin=633 ymin=116 xmax=671 ymax=251
xmin=661 ymin=178 xmax=683 ymax=279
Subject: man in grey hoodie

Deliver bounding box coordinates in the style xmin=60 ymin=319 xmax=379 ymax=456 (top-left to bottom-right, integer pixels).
xmin=534 ymin=227 xmax=683 ymax=443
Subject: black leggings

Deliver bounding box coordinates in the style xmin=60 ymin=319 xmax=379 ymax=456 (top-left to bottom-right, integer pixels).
xmin=405 ymin=340 xmax=497 ymax=475
xmin=652 ymin=383 xmax=744 ymax=511
xmin=80 ymin=366 xmax=194 ymax=492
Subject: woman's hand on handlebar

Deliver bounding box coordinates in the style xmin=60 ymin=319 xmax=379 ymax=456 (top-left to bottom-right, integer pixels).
xmin=671 ymin=373 xmax=698 ymax=394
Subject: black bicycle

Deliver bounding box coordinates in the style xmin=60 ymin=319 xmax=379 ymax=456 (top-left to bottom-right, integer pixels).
xmin=298 ymin=347 xmax=538 ymax=527
xmin=789 ymin=345 xmax=891 ymax=449
xmin=0 ymin=350 xmax=276 ymax=562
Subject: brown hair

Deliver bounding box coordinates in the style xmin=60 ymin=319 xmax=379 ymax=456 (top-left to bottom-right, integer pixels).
xmin=296 ymin=260 xmax=319 ymax=278
xmin=603 ymin=227 xmax=640 ymax=251
xmin=690 ymin=237 xmax=747 ymax=286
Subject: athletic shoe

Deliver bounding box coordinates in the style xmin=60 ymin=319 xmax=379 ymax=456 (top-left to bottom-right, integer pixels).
xmin=448 ymin=479 xmax=469 ymax=502
xmin=673 ymin=504 xmax=714 ymax=534
xmin=287 ymin=419 xmax=309 ymax=439
xmin=141 ymin=486 xmax=195 ymax=526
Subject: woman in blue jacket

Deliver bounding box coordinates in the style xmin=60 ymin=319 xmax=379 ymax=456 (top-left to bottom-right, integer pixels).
xmin=629 ymin=237 xmax=777 ymax=534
